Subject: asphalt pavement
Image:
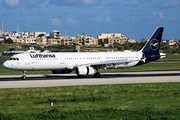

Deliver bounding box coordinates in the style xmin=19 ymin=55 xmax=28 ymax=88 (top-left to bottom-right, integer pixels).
xmin=0 ymin=70 xmax=180 ymax=88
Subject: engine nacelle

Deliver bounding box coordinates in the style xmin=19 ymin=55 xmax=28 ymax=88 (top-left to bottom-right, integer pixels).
xmin=51 ymin=69 xmax=72 ymax=74
xmin=75 ymin=66 xmax=97 ymax=76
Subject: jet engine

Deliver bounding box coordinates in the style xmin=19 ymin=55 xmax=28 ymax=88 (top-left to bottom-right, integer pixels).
xmin=75 ymin=66 xmax=97 ymax=76
xmin=51 ymin=69 xmax=73 ymax=74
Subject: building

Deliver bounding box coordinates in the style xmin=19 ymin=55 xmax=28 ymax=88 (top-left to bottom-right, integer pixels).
xmin=127 ymin=39 xmax=136 ymax=43
xmin=8 ymin=31 xmax=46 ymax=44
xmin=61 ymin=37 xmax=73 ymax=45
xmin=97 ymin=33 xmax=134 ymax=46
xmin=21 ymin=32 xmax=30 ymax=44
xmin=0 ymin=36 xmax=5 ymax=42
xmin=35 ymin=32 xmax=46 ymax=38
xmin=8 ymin=32 xmax=21 ymax=38
xmin=0 ymin=29 xmax=9 ymax=36
xmin=47 ymin=37 xmax=56 ymax=45
xmin=91 ymin=39 xmax=98 ymax=45
xmin=73 ymin=34 xmax=84 ymax=45
xmin=58 ymin=34 xmax=98 ymax=46
xmin=168 ymin=39 xmax=180 ymax=46
xmin=50 ymin=30 xmax=61 ymax=44
xmin=36 ymin=34 xmax=47 ymax=45
xmin=84 ymin=35 xmax=95 ymax=45
xmin=28 ymin=32 xmax=35 ymax=38
xmin=1 ymin=29 xmax=138 ymax=46
xmin=97 ymin=33 xmax=123 ymax=39
xmin=11 ymin=38 xmax=23 ymax=43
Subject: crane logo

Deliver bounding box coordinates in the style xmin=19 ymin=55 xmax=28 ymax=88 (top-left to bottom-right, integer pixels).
xmin=150 ymin=39 xmax=159 ymax=51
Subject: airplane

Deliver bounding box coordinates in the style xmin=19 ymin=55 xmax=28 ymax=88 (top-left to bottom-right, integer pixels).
xmin=3 ymin=27 xmax=166 ymax=79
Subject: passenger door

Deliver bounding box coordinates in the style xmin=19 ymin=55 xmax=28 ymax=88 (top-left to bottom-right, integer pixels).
xmin=24 ymin=55 xmax=30 ymax=65
xmin=59 ymin=54 xmax=64 ymax=64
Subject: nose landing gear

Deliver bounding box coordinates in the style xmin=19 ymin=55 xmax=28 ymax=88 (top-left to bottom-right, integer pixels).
xmin=22 ymin=71 xmax=27 ymax=80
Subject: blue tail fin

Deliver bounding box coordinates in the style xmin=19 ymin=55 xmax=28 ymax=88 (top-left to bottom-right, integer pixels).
xmin=141 ymin=27 xmax=164 ymax=53
xmin=136 ymin=27 xmax=164 ymax=65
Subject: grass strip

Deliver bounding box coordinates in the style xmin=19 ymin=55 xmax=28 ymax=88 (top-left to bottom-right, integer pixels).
xmin=1 ymin=108 xmax=180 ymax=120
xmin=0 ymin=83 xmax=180 ymax=119
xmin=0 ymin=56 xmax=10 ymax=59
xmin=161 ymin=54 xmax=180 ymax=60
xmin=0 ymin=49 xmax=9 ymax=53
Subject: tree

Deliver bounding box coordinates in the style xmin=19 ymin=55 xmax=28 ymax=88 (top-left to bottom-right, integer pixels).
xmin=113 ymin=42 xmax=120 ymax=48
xmin=109 ymin=44 xmax=113 ymax=48
xmin=124 ymin=45 xmax=129 ymax=50
xmin=117 ymin=46 xmax=123 ymax=51
xmin=9 ymin=48 xmax=15 ymax=51
xmin=160 ymin=42 xmax=171 ymax=53
xmin=4 ymin=38 xmax=13 ymax=44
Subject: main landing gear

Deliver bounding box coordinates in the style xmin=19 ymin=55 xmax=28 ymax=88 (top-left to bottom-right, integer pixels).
xmin=77 ymin=72 xmax=101 ymax=78
xmin=22 ymin=71 xmax=27 ymax=80
xmin=94 ymin=72 xmax=101 ymax=78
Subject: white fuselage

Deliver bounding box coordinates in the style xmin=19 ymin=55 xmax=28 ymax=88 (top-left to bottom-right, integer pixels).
xmin=3 ymin=51 xmax=143 ymax=71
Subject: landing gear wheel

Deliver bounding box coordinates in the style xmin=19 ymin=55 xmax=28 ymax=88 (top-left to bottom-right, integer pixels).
xmin=22 ymin=75 xmax=26 ymax=80
xmin=22 ymin=71 xmax=27 ymax=80
xmin=94 ymin=72 xmax=101 ymax=78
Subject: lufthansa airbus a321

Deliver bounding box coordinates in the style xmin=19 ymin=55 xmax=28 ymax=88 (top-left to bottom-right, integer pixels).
xmin=3 ymin=27 xmax=166 ymax=79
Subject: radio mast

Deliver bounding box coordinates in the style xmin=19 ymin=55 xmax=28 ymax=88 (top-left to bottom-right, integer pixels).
xmin=2 ymin=19 xmax=3 ymax=33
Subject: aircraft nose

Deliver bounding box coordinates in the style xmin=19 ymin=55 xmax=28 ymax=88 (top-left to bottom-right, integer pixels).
xmin=2 ymin=61 xmax=11 ymax=69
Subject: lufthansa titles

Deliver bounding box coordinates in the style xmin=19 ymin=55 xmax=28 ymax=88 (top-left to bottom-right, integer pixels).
xmin=30 ymin=54 xmax=56 ymax=58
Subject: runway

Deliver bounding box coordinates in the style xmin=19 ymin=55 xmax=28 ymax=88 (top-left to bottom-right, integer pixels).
xmin=0 ymin=70 xmax=180 ymax=88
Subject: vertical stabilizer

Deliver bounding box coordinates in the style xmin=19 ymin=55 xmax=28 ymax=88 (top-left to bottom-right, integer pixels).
xmin=141 ymin=27 xmax=164 ymax=53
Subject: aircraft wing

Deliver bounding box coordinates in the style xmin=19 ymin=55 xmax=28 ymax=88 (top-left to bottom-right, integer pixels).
xmin=76 ymin=59 xmax=139 ymax=69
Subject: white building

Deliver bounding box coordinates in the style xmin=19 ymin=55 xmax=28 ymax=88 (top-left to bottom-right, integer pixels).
xmin=97 ymin=33 xmax=124 ymax=39
xmin=35 ymin=32 xmax=46 ymax=38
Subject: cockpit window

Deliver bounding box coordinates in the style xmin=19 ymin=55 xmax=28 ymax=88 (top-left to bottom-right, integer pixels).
xmin=9 ymin=58 xmax=19 ymax=61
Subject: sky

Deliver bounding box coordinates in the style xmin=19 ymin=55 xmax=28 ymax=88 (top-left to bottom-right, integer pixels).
xmin=0 ymin=0 xmax=180 ymax=41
